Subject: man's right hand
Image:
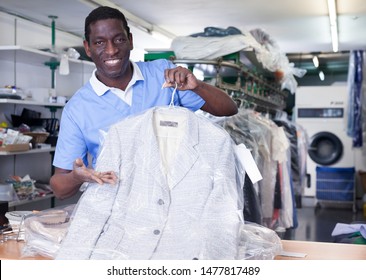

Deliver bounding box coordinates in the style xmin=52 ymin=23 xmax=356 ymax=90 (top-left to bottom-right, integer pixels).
xmin=73 ymin=158 xmax=117 ymax=185
xmin=50 ymin=158 xmax=118 ymax=199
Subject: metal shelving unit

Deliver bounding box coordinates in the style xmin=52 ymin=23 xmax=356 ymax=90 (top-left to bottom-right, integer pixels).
xmin=176 ymin=58 xmax=287 ymax=112
xmin=0 ymin=45 xmax=94 ymax=210
xmin=145 ymin=50 xmax=288 ymax=113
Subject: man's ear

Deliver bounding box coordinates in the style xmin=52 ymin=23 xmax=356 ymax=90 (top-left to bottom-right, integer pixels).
xmin=129 ymin=33 xmax=134 ymax=50
xmin=83 ymin=40 xmax=92 ymax=57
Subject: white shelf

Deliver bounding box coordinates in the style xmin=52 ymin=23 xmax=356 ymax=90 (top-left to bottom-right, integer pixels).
xmin=0 ymin=45 xmax=56 ymax=65
xmin=0 ymin=98 xmax=65 ymax=107
xmin=9 ymin=193 xmax=55 ymax=207
xmin=0 ymin=45 xmax=95 ymax=72
xmin=0 ymin=147 xmax=55 ymax=156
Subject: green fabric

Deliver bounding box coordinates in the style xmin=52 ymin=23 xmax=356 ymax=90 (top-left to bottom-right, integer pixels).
xmin=348 ymin=232 xmax=366 ymax=245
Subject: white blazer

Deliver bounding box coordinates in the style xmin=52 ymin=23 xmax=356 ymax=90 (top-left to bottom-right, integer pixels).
xmin=56 ymin=106 xmax=243 ymax=260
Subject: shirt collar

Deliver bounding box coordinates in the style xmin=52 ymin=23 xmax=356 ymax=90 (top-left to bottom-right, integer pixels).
xmin=89 ymin=61 xmax=144 ymax=96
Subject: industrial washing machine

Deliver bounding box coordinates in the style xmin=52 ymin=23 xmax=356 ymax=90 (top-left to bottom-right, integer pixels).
xmin=295 ymin=85 xmax=355 ymax=198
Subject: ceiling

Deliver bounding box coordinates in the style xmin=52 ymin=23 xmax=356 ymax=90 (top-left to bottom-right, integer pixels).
xmin=1 ymin=0 xmax=365 ymax=82
xmin=1 ymin=0 xmax=366 ymax=52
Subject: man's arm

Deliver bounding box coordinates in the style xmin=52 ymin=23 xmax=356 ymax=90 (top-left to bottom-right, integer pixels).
xmin=50 ymin=167 xmax=83 ymax=199
xmin=164 ymin=66 xmax=238 ymax=116
xmin=50 ymin=158 xmax=117 ymax=199
xmin=192 ymin=80 xmax=238 ymax=116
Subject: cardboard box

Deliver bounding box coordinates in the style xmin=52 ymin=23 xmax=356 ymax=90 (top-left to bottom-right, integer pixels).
xmin=0 ymin=143 xmax=30 ymax=152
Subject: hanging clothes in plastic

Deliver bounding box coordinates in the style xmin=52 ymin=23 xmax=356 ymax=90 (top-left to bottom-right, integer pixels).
xmin=273 ymin=119 xmax=300 ymax=192
xmin=241 ymin=173 xmax=262 ymax=225
xmin=56 ymin=106 xmax=245 ymax=260
xmin=217 ymin=110 xmax=265 ymax=224
xmin=218 ymin=108 xmax=295 ymax=230
xmin=245 ymin=111 xmax=292 ymax=230
xmin=347 ymin=50 xmax=364 ymax=147
xmin=274 ymin=117 xmax=300 ymax=229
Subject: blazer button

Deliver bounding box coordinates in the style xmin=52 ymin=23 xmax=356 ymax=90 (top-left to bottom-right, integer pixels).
xmin=153 ymin=229 xmax=160 ymax=235
xmin=157 ymin=199 xmax=164 ymax=205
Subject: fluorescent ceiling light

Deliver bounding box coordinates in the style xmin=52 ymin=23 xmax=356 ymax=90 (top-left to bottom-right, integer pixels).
xmin=312 ymin=56 xmax=319 ymax=68
xmin=319 ymin=70 xmax=325 ymax=81
xmin=327 ymin=0 xmax=339 ymax=52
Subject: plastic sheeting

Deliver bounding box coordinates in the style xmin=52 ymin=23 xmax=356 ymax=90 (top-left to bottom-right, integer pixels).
xmin=216 ymin=108 xmax=299 ymax=230
xmin=56 ymin=106 xmax=245 ymax=260
xmin=22 ymin=205 xmax=75 ymax=259
xmin=171 ymin=28 xmax=306 ymax=94
xmin=21 ymin=106 xmax=283 ymax=260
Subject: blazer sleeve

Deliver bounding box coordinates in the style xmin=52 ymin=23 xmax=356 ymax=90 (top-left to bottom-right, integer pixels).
xmin=56 ymin=125 xmax=122 ymax=259
xmin=199 ymin=133 xmax=243 ymax=259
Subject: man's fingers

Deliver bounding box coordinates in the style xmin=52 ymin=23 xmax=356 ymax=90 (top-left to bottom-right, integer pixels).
xmin=92 ymin=171 xmax=118 ymax=185
xmin=90 ymin=173 xmax=104 ymax=184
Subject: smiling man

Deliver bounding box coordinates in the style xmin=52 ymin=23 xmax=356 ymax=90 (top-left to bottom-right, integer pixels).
xmin=50 ymin=6 xmax=238 ymax=200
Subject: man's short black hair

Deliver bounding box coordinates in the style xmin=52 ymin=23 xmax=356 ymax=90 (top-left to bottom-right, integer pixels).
xmin=84 ymin=6 xmax=130 ymax=42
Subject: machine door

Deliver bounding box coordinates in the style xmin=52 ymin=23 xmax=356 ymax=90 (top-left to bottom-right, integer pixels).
xmin=308 ymin=132 xmax=343 ymax=166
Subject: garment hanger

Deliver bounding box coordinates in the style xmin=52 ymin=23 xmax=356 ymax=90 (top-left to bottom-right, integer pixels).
xmin=169 ymin=82 xmax=178 ymax=108
xmin=155 ymin=82 xmax=188 ymax=118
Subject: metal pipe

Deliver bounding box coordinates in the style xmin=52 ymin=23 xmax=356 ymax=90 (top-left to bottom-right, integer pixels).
xmin=48 ymin=15 xmax=58 ymax=52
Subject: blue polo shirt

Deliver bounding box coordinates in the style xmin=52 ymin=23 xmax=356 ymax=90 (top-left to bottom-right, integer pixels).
xmin=53 ymin=59 xmax=205 ymax=170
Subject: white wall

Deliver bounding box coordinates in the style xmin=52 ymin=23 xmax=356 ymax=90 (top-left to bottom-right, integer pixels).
xmin=0 ymin=12 xmax=90 ymax=189
xmin=0 ymin=11 xmax=162 ymax=209
xmin=0 ymin=11 xmax=93 ymax=98
xmin=0 ymin=11 xmax=82 ymax=48
xmin=0 ymin=11 xmax=151 ymax=93
xmin=0 ymin=11 xmax=152 ymax=60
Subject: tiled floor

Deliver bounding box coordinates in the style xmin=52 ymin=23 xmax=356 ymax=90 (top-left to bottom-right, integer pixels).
xmin=283 ymin=205 xmax=366 ymax=242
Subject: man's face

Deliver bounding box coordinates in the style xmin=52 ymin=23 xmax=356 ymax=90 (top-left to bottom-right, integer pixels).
xmin=84 ymin=18 xmax=133 ymax=85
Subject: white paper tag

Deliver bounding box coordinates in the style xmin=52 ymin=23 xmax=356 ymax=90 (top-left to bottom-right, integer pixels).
xmin=234 ymin=143 xmax=263 ymax=184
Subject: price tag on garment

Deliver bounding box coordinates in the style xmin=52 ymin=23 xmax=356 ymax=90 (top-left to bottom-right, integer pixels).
xmin=234 ymin=143 xmax=263 ymax=184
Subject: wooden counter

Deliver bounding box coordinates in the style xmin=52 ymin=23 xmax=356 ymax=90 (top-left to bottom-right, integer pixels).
xmin=276 ymin=240 xmax=366 ymax=260
xmin=0 ymin=239 xmax=365 ymax=260
xmin=0 ymin=239 xmax=50 ymax=260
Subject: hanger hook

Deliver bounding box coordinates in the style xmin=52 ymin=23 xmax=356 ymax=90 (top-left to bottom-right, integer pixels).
xmin=169 ymin=82 xmax=178 ymax=107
